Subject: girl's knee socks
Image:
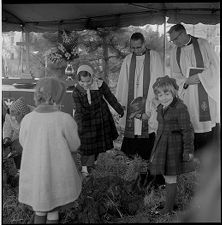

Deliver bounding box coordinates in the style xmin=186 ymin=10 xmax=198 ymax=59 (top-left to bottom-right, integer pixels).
xmin=34 ymin=212 xmax=47 ymax=224
xmin=81 ymin=165 xmax=88 ymax=173
xmin=47 ymin=210 xmax=59 ymax=220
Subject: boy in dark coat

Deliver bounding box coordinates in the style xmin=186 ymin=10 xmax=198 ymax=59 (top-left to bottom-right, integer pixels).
xmin=72 ymin=64 xmax=124 ymax=176
xmin=150 ymin=76 xmax=195 ymax=215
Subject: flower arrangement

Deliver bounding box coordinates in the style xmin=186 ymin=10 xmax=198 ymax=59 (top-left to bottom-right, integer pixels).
xmin=47 ymin=30 xmax=79 ymax=64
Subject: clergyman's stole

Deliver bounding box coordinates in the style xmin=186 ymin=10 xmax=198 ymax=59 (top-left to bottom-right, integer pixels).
xmin=176 ymin=36 xmax=211 ymax=122
xmin=124 ymin=50 xmax=150 ymax=138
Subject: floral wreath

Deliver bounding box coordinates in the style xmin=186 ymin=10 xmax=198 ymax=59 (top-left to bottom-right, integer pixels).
xmin=46 ymin=30 xmax=79 ymax=64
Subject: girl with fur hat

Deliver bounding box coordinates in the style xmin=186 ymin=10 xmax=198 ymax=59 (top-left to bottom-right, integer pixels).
xmin=72 ymin=64 xmax=124 ymax=177
xmin=18 ymin=77 xmax=82 ymax=224
xmin=150 ymin=75 xmax=195 ymax=215
xmin=3 ymin=97 xmax=32 ymax=171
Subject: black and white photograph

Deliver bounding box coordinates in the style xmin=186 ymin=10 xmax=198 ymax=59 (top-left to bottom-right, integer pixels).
xmin=1 ymin=2 xmax=220 ymax=224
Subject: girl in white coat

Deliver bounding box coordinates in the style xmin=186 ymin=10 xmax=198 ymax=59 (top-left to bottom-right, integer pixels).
xmin=19 ymin=77 xmax=82 ymax=224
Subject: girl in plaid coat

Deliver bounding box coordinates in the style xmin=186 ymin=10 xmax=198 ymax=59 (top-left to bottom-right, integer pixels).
xmin=150 ymin=76 xmax=195 ymax=215
xmin=72 ymin=64 xmax=124 ymax=176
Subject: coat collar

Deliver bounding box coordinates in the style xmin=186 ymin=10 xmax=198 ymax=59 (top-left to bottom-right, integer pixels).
xmin=75 ymin=77 xmax=102 ymax=95
xmin=168 ymin=97 xmax=179 ymax=108
xmin=75 ymin=83 xmax=87 ymax=95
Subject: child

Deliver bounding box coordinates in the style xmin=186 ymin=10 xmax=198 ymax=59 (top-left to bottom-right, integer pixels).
xmin=3 ymin=97 xmax=32 ymax=171
xmin=18 ymin=77 xmax=82 ymax=224
xmin=2 ymin=100 xmax=9 ymax=127
xmin=150 ymin=75 xmax=195 ymax=215
xmin=72 ymin=64 xmax=124 ymax=176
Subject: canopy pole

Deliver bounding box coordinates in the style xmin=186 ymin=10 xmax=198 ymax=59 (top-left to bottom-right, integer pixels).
xmin=25 ymin=31 xmax=30 ymax=75
xmin=163 ymin=15 xmax=167 ymax=75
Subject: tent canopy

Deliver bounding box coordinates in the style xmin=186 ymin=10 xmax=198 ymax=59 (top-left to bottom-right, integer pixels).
xmin=2 ymin=3 xmax=220 ymax=32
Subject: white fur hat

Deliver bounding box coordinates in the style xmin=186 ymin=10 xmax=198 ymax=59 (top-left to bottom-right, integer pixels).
xmin=77 ymin=64 xmax=94 ymax=76
xmin=34 ymin=77 xmax=66 ymax=105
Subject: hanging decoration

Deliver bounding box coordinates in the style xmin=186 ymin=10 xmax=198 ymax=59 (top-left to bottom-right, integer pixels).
xmin=47 ymin=30 xmax=79 ymax=64
xmin=45 ymin=30 xmax=79 ymax=80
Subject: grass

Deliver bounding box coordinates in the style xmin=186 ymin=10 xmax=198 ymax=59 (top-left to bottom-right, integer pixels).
xmin=2 ymin=187 xmax=33 ymax=224
xmin=2 ymin=123 xmax=201 ymax=223
xmin=2 ymin=145 xmax=200 ymax=224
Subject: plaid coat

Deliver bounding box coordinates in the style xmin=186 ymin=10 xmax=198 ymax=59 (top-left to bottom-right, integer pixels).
xmin=72 ymin=81 xmax=124 ymax=155
xmin=150 ymin=97 xmax=195 ymax=176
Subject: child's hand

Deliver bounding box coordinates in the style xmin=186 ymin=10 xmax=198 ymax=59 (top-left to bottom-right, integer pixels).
xmin=134 ymin=113 xmax=142 ymax=120
xmin=143 ymin=111 xmax=151 ymax=120
xmin=183 ymin=153 xmax=194 ymax=162
xmin=133 ymin=112 xmax=149 ymax=120
xmin=118 ymin=106 xmax=125 ymax=118
xmin=119 ymin=111 xmax=124 ymax=118
xmin=141 ymin=113 xmax=149 ymax=120
xmin=3 ymin=137 xmax=12 ymax=148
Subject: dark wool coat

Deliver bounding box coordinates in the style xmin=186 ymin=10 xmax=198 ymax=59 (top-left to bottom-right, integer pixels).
xmin=150 ymin=97 xmax=195 ymax=176
xmin=72 ymin=81 xmax=124 ymax=156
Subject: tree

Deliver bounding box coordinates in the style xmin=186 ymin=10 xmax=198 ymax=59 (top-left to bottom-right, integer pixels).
xmin=28 ymin=32 xmax=57 ymax=78
xmin=78 ymin=27 xmax=131 ymax=85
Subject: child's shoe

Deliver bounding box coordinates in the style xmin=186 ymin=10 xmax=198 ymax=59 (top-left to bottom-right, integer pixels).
xmin=46 ymin=219 xmax=58 ymax=224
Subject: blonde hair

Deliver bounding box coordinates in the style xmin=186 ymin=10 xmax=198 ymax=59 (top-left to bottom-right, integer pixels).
xmin=153 ymin=82 xmax=178 ymax=98
xmin=34 ymin=77 xmax=66 ymax=106
xmin=153 ymin=76 xmax=179 ymax=99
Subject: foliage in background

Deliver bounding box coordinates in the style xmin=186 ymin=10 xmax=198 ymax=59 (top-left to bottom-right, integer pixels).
xmin=2 ymin=24 xmax=219 ymax=81
xmin=46 ymin=30 xmax=79 ymax=64
xmin=29 ymin=32 xmax=55 ymax=77
xmin=1 ymin=26 xmax=168 ymax=86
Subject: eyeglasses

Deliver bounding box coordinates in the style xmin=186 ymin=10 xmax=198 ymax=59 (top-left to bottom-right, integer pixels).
xmin=170 ymin=32 xmax=183 ymax=43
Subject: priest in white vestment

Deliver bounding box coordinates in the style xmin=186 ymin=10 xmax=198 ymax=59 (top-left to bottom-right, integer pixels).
xmin=168 ymin=24 xmax=220 ymax=154
xmin=116 ymin=32 xmax=165 ymax=187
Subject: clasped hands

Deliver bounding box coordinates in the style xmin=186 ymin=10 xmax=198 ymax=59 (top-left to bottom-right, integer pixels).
xmin=134 ymin=112 xmax=150 ymax=120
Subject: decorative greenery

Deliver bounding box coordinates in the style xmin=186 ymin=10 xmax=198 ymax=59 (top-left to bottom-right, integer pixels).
xmin=3 ymin=147 xmax=199 ymax=224
xmin=46 ymin=30 xmax=79 ymax=64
